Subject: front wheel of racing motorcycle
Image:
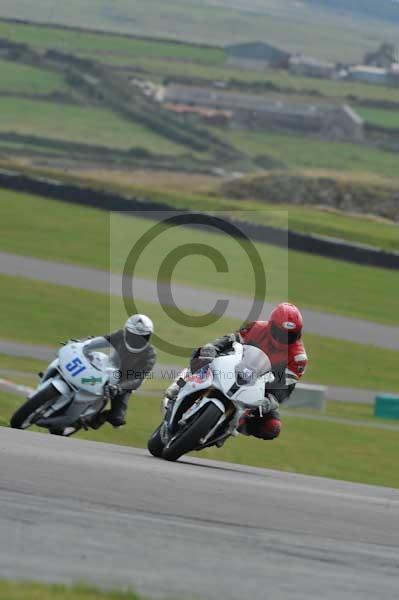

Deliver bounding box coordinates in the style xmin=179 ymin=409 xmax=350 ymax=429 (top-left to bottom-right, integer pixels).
xmin=162 ymin=403 xmax=223 ymax=462
xmin=10 ymin=383 xmax=61 ymax=430
xmin=147 ymin=425 xmax=165 ymax=458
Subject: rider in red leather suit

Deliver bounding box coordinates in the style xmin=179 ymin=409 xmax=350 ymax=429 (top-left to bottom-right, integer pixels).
xmin=200 ymin=303 xmax=307 ymax=440
xmin=165 ymin=303 xmax=308 ymax=441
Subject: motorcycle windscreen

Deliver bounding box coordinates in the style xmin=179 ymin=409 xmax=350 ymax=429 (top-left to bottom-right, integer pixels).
xmin=236 ymin=344 xmax=271 ymax=385
xmin=83 ymin=341 xmax=120 ymax=371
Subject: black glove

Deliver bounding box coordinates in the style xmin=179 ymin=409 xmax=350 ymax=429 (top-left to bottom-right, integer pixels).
xmin=199 ymin=344 xmax=217 ymax=358
xmin=104 ymin=383 xmax=121 ymax=399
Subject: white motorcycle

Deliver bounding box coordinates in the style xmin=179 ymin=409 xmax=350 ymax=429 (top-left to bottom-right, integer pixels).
xmin=10 ymin=340 xmax=119 ymax=436
xmin=147 ymin=342 xmax=274 ymax=461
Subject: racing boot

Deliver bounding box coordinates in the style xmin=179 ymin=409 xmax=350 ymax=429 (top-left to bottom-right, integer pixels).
xmin=164 ymin=381 xmax=179 ymax=401
xmin=107 ymin=393 xmax=128 ymax=427
xmin=163 ymin=375 xmax=187 ymax=413
xmin=49 ymin=427 xmax=65 ymax=436
xmin=162 ymin=381 xmax=179 ymax=415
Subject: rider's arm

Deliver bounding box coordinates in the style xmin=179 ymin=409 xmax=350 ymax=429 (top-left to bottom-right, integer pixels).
xmin=266 ymin=368 xmax=298 ymax=404
xmin=191 ymin=332 xmax=238 ymax=359
xmin=120 ymin=346 xmax=157 ymax=392
xmin=84 ymin=336 xmax=109 ymax=350
xmin=266 ymin=349 xmax=308 ymax=404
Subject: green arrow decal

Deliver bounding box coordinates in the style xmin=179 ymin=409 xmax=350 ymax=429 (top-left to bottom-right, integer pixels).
xmin=81 ymin=376 xmax=103 ymax=386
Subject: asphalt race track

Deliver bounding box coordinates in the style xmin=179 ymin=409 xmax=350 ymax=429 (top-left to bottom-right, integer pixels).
xmin=1 ymin=428 xmax=398 ymax=599
xmin=2 ymin=251 xmax=399 ymax=350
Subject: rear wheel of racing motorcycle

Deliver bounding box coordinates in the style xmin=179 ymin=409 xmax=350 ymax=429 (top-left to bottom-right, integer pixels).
xmin=10 ymin=384 xmax=61 ymax=430
xmin=147 ymin=425 xmax=165 ymax=458
xmin=162 ymin=403 xmax=223 ymax=462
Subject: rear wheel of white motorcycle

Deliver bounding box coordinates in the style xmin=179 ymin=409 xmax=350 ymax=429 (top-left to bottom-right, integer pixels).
xmin=10 ymin=384 xmax=61 ymax=430
xmin=162 ymin=403 xmax=223 ymax=462
xmin=147 ymin=425 xmax=165 ymax=458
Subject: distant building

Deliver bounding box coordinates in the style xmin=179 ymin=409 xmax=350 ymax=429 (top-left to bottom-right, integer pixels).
xmin=348 ymin=65 xmax=389 ymax=85
xmin=225 ymin=42 xmax=291 ymax=70
xmin=164 ymin=103 xmax=232 ymax=126
xmin=364 ymin=43 xmax=396 ymax=69
xmin=289 ymin=55 xmax=336 ymax=79
xmin=388 ymin=63 xmax=399 ymax=86
xmin=163 ymin=84 xmax=364 ymax=141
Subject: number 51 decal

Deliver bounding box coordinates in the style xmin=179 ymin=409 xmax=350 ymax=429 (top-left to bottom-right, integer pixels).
xmin=65 ymin=357 xmax=87 ymax=377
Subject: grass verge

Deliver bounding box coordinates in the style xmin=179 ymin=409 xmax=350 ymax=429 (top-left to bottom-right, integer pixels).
xmin=0 ymin=356 xmax=390 ymax=426
xmin=1 ymin=189 xmax=399 ymax=325
xmin=0 ymin=353 xmax=47 ymax=374
xmin=1 ymin=274 xmax=399 ymax=391
xmin=0 ymin=580 xmax=149 ymax=600
xmin=2 ymin=388 xmax=398 ymax=488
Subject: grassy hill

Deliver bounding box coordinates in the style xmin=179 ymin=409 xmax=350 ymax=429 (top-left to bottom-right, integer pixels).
xmin=221 ymin=171 xmax=399 ymax=217
xmin=0 ymin=1 xmax=398 ymax=61
xmin=0 ymin=18 xmax=397 ymax=249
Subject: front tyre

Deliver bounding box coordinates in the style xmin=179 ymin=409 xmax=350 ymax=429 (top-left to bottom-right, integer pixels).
xmin=147 ymin=424 xmax=165 ymax=458
xmin=162 ymin=403 xmax=223 ymax=462
xmin=10 ymin=384 xmax=61 ymax=430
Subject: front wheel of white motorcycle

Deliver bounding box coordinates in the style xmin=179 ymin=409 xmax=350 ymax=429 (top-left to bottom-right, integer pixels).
xmin=147 ymin=424 xmax=165 ymax=458
xmin=10 ymin=384 xmax=61 ymax=430
xmin=162 ymin=403 xmax=223 ymax=462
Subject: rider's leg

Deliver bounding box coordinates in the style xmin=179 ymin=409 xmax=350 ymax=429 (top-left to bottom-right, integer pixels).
xmin=108 ymin=391 xmax=131 ymax=427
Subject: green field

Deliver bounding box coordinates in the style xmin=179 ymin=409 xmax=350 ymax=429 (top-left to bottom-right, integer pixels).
xmin=220 ymin=129 xmax=399 ymax=178
xmin=1 ymin=273 xmax=399 ymax=391
xmin=0 ymin=581 xmax=146 ymax=600
xmin=0 ymin=20 xmax=224 ymax=64
xmin=357 ymin=106 xmax=399 ymax=129
xmin=0 ymin=58 xmax=66 ymax=94
xmin=0 ymin=97 xmax=186 ymax=153
xmin=2 ymin=190 xmax=399 ymax=325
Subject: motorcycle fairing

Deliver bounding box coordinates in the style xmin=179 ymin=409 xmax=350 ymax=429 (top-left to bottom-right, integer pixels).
xmin=167 ymin=366 xmax=214 ymax=429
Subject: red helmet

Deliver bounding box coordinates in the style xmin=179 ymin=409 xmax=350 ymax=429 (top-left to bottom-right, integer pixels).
xmin=269 ymin=303 xmax=303 ymax=346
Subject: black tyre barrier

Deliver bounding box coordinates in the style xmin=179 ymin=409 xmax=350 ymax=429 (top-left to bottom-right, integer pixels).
xmin=1 ymin=169 xmax=398 ymax=270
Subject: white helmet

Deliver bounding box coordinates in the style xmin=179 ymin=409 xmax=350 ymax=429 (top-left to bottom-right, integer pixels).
xmin=124 ymin=314 xmax=154 ymax=353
